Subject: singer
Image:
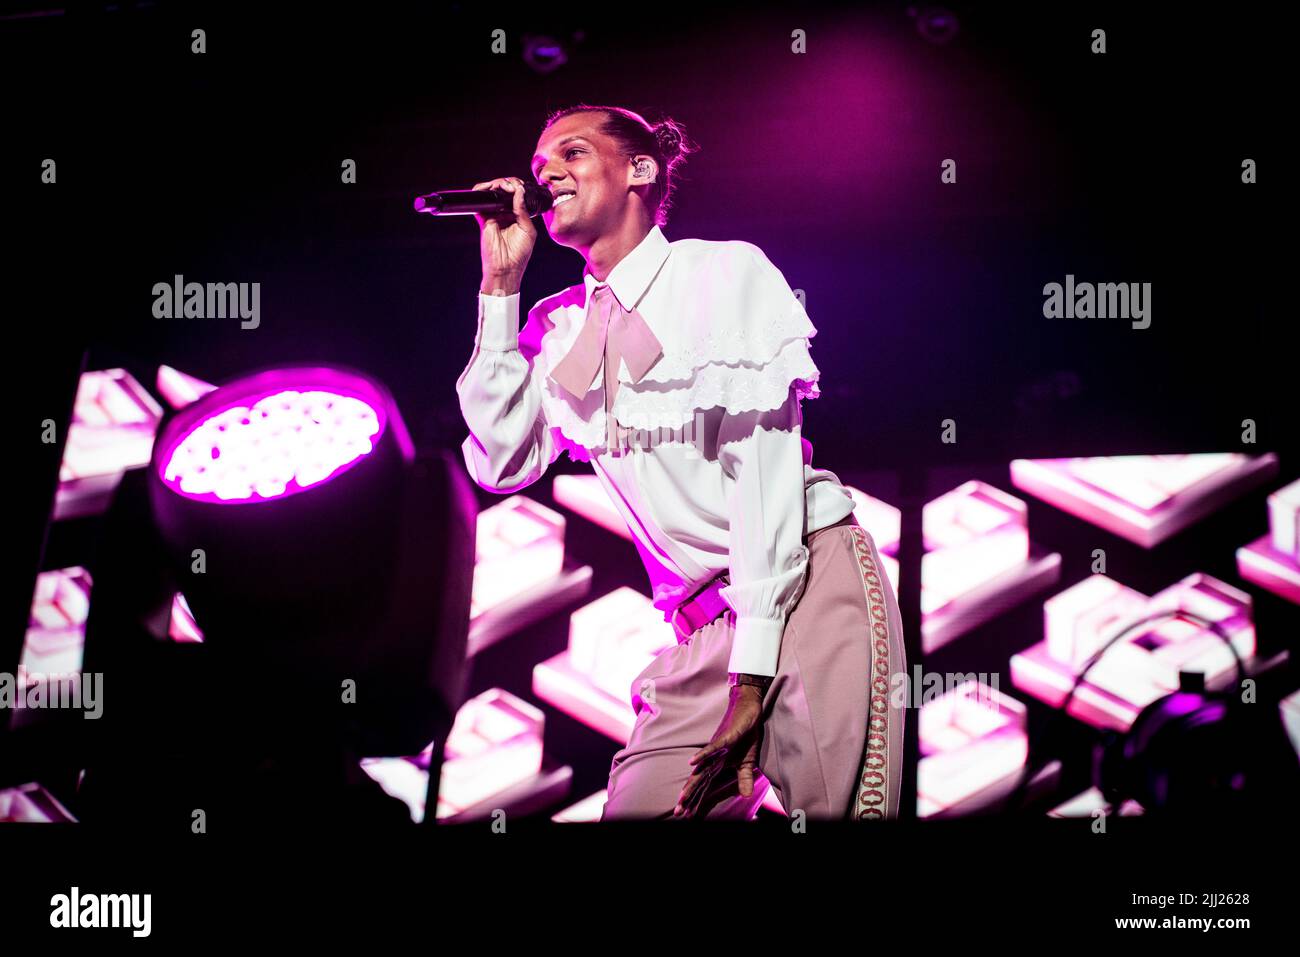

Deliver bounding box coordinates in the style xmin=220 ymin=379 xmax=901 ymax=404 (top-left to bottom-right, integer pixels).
xmin=455 ymin=104 xmax=906 ymax=820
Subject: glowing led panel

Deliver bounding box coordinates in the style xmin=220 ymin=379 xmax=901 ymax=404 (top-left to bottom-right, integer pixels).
xmin=918 ymin=680 xmax=1028 ymax=818
xmin=569 ymin=587 xmax=675 ymax=701
xmin=167 ymin=593 xmax=205 ymax=643
xmin=155 ymin=364 xmax=217 ymax=410
xmin=923 ymin=480 xmax=1028 ymax=614
xmin=1010 ymin=453 xmax=1279 ymax=548
xmin=56 ymin=369 xmax=163 ymax=520
xmin=360 ymin=688 xmax=545 ymax=823
xmin=1281 ymin=687 xmax=1300 ymax=762
xmin=472 ymin=495 xmax=567 ymax=618
xmin=552 ymin=790 xmax=609 ymax=823
xmin=1011 ymin=573 xmax=1256 ymax=732
xmin=0 ymin=783 xmax=77 ymax=823
xmin=159 ymin=389 xmax=382 ymax=503
xmin=532 ymin=587 xmax=674 ymax=742
xmin=554 ymin=474 xmax=630 ymax=539
xmin=19 ymin=567 xmax=91 ymax=692
xmin=920 ymin=480 xmax=1060 ymax=653
xmin=1236 ymin=476 xmax=1300 ymax=604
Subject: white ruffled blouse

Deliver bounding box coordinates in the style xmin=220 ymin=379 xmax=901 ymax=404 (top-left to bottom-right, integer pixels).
xmin=455 ymin=225 xmax=856 ymax=677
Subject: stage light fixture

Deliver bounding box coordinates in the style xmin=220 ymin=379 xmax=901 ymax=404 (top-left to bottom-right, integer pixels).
xmin=76 ymin=361 xmax=477 ymax=825
xmin=146 ymin=365 xmax=415 ymax=659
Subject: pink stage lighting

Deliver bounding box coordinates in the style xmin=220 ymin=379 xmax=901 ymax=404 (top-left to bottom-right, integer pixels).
xmin=158 ymin=387 xmax=384 ymax=504
xmin=472 ymin=495 xmax=567 ymax=618
xmin=1236 ymin=476 xmax=1300 ymax=604
xmin=923 ymin=480 xmax=1029 ymax=614
xmin=533 ymin=586 xmax=674 ymax=743
xmin=147 ymin=365 xmax=415 ymax=642
xmin=155 ymin=364 xmax=218 ymax=410
xmin=361 ymin=688 xmax=545 ymax=823
xmin=1010 ymin=453 xmax=1279 ymax=548
xmin=918 ymin=679 xmax=1029 ymax=818
xmin=55 ymin=369 xmax=164 ymax=520
xmin=1012 ymin=572 xmax=1257 ymax=732
xmin=0 ymin=782 xmax=78 ymax=823
xmin=920 ymin=480 xmax=1061 ymax=653
xmin=20 ymin=567 xmax=92 ymax=692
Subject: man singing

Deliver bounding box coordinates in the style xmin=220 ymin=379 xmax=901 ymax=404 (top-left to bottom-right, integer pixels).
xmin=456 ymin=104 xmax=905 ymax=820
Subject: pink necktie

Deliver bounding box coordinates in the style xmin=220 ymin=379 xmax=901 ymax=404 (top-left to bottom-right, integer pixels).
xmin=548 ymin=284 xmax=664 ymax=420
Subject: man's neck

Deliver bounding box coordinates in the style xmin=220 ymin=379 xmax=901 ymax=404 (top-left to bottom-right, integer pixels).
xmin=583 ymin=219 xmax=653 ymax=283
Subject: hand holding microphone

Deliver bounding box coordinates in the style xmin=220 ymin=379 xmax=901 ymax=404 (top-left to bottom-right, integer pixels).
xmin=470 ymin=177 xmax=538 ymax=298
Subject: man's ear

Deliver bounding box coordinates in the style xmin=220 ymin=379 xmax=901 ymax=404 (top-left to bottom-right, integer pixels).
xmin=629 ymin=154 xmax=659 ymax=185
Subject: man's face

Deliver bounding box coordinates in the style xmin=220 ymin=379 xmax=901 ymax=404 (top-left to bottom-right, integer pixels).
xmin=531 ymin=113 xmax=632 ymax=247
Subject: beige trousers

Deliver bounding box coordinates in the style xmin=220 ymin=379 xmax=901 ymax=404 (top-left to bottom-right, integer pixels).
xmin=601 ymin=520 xmax=907 ymax=821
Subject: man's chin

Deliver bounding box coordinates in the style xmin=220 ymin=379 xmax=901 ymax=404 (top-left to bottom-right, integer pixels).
xmin=545 ymin=219 xmax=584 ymax=245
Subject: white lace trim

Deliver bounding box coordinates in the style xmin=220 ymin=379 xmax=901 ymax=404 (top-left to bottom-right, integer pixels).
xmin=541 ymin=332 xmax=821 ymax=453
xmin=629 ymin=298 xmax=817 ymax=384
xmin=612 ymin=334 xmax=821 ymax=430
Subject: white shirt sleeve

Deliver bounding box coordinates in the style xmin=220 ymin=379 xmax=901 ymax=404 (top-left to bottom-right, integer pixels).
xmin=455 ymin=292 xmax=561 ymax=492
xmin=716 ymin=385 xmax=812 ymax=678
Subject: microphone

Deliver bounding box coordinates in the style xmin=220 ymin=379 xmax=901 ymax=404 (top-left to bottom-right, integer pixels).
xmin=413 ymin=183 xmax=554 ymax=217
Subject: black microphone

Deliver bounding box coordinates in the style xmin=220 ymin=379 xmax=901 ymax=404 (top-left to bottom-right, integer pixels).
xmin=413 ymin=183 xmax=554 ymax=217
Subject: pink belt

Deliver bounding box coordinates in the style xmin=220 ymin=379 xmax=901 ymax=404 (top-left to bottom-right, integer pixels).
xmin=668 ymin=511 xmax=860 ymax=644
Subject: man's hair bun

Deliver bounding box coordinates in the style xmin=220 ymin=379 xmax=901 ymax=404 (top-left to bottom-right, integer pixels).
xmin=655 ymin=123 xmax=683 ymax=158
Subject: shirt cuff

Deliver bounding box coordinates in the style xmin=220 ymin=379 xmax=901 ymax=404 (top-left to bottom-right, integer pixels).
xmin=476 ymin=292 xmax=521 ymax=351
xmin=727 ymin=616 xmax=784 ymax=678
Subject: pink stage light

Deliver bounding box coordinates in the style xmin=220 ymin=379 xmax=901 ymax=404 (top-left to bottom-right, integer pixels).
xmin=567 ymin=586 xmax=675 ymax=701
xmin=846 ymin=486 xmax=901 ymax=554
xmin=1010 ymin=453 xmax=1279 ymax=548
xmin=922 ymin=480 xmax=1029 ymax=616
xmin=1012 ymin=572 xmax=1257 ymax=732
xmin=0 ymin=783 xmax=78 ymax=823
xmin=155 ymin=364 xmax=218 ymax=410
xmin=552 ymin=790 xmax=609 ymax=823
xmin=1270 ymin=477 xmax=1300 ymax=558
xmin=918 ymin=480 xmax=1060 ymax=653
xmin=360 ymin=688 xmax=545 ymax=823
xmin=472 ymin=495 xmax=567 ymax=619
xmin=55 ymin=369 xmax=164 ymax=520
xmin=167 ymin=592 xmax=205 ymax=643
xmin=1281 ymin=687 xmax=1300 ymax=762
xmin=554 ymin=474 xmax=631 ymax=539
xmin=918 ymin=679 xmax=1029 ymax=818
xmin=1237 ymin=476 xmax=1300 ymax=604
xmin=159 ymin=388 xmax=383 ymax=504
xmin=532 ymin=587 xmax=673 ymax=742
xmin=20 ymin=567 xmax=92 ymax=692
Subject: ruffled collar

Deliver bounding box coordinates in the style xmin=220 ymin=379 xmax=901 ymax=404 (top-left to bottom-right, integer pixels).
xmin=531 ymin=237 xmax=823 ymax=459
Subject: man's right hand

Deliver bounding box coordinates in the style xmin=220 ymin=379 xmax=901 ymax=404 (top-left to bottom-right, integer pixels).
xmin=475 ymin=176 xmax=537 ymax=296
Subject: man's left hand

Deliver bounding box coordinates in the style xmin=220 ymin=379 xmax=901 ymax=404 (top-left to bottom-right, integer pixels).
xmin=674 ymin=684 xmax=766 ymax=818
